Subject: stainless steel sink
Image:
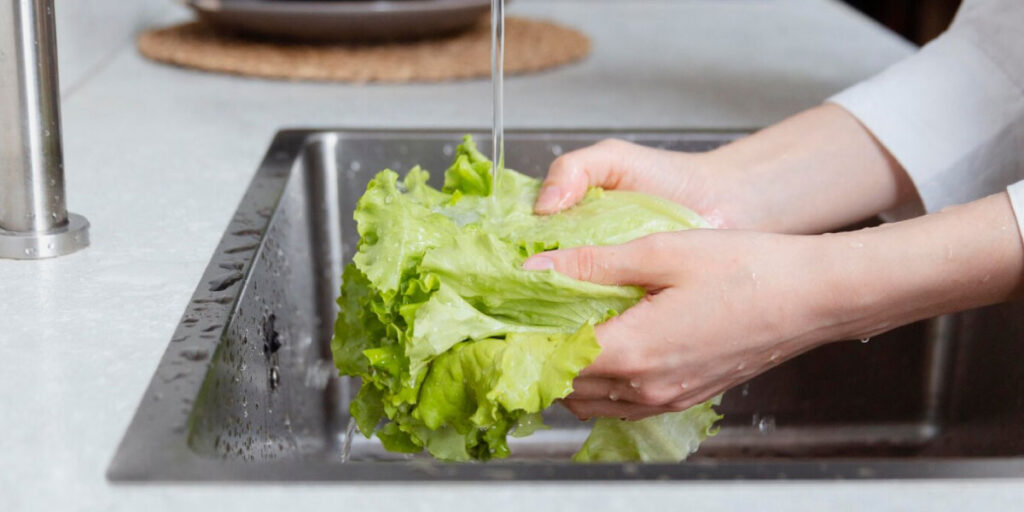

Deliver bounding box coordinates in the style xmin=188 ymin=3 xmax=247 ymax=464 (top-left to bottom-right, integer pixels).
xmin=107 ymin=129 xmax=1024 ymax=481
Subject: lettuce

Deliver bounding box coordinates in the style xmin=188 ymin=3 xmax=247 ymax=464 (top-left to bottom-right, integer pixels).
xmin=331 ymin=135 xmax=720 ymax=462
xmin=573 ymin=397 xmax=723 ymax=462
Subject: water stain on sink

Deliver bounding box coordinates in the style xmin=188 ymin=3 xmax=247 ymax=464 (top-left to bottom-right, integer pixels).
xmin=224 ymin=244 xmax=260 ymax=255
xmin=209 ymin=272 xmax=244 ymax=291
xmin=181 ymin=349 xmax=210 ymax=362
xmin=232 ymin=228 xmax=263 ymax=237
xmin=262 ymin=314 xmax=282 ymax=356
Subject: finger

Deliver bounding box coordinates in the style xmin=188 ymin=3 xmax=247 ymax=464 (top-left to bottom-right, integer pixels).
xmin=581 ymin=292 xmax=669 ymax=378
xmin=573 ymin=372 xmax=694 ymax=406
xmin=534 ymin=139 xmax=639 ymax=215
xmin=568 ymin=377 xmax=635 ymax=401
xmin=561 ymin=398 xmax=678 ymax=421
xmin=521 ymin=233 xmax=679 ymax=288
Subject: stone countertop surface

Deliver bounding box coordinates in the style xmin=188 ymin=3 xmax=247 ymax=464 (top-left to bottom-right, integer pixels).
xmin=5 ymin=0 xmax=1022 ymax=510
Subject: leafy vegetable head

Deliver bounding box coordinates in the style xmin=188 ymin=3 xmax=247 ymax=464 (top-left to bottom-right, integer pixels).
xmin=332 ymin=135 xmax=718 ymax=461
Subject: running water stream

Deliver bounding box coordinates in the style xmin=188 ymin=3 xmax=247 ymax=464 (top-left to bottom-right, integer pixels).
xmin=491 ymin=0 xmax=505 ymax=187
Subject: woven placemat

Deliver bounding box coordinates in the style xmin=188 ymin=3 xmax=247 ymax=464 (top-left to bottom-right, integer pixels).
xmin=137 ymin=17 xmax=590 ymax=83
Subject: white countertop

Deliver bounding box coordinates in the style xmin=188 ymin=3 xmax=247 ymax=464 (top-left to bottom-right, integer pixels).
xmin=4 ymin=0 xmax=1023 ymax=510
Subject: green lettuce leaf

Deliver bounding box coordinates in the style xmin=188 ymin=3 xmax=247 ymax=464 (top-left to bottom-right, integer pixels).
xmin=331 ymin=134 xmax=720 ymax=462
xmin=573 ymin=398 xmax=723 ymax=462
xmin=413 ymin=326 xmax=601 ymax=460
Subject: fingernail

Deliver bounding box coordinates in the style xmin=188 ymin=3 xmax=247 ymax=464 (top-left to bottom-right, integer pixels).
xmin=522 ymin=255 xmax=555 ymax=271
xmin=534 ymin=185 xmax=563 ymax=212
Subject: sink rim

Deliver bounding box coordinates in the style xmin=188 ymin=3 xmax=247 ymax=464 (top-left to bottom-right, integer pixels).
xmin=107 ymin=128 xmax=1024 ymax=482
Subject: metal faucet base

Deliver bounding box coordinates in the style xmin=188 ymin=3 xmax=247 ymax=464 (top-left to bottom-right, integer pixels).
xmin=0 ymin=213 xmax=90 ymax=259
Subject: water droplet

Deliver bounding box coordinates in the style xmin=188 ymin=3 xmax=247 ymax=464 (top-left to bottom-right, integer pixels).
xmin=442 ymin=144 xmax=454 ymax=156
xmin=384 ymin=195 xmax=394 ymax=204
xmin=860 ymin=337 xmax=871 ymax=344
xmin=550 ymin=144 xmax=563 ymax=156
xmin=945 ymin=245 xmax=954 ymax=260
xmin=753 ymin=414 xmax=776 ymax=434
xmin=769 ymin=351 xmax=781 ymax=362
xmin=849 ymin=241 xmax=864 ymax=249
xmin=741 ymin=383 xmax=750 ymax=396
xmin=349 ymin=160 xmax=362 ymax=171
xmin=736 ymin=362 xmax=746 ymax=371
xmin=629 ymin=378 xmax=641 ymax=389
xmin=269 ymin=366 xmax=281 ymax=390
xmin=680 ymin=381 xmax=689 ymax=390
xmin=608 ymin=391 xmax=619 ymax=401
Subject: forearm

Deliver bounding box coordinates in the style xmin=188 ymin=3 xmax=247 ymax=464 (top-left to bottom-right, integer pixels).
xmin=704 ymin=104 xmax=919 ymax=234
xmin=811 ymin=192 xmax=1024 ymax=343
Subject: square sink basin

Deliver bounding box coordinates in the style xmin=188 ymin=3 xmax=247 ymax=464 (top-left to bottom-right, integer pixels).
xmin=108 ymin=129 xmax=1024 ymax=481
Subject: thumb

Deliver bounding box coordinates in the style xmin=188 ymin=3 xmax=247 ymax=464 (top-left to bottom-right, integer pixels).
xmin=534 ymin=139 xmax=636 ymax=215
xmin=521 ymin=234 xmax=677 ymax=288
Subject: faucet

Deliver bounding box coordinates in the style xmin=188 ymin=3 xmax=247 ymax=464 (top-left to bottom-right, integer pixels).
xmin=0 ymin=0 xmax=89 ymax=259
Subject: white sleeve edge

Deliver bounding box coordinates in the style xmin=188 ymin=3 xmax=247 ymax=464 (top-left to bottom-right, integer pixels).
xmin=828 ymin=33 xmax=1024 ymax=216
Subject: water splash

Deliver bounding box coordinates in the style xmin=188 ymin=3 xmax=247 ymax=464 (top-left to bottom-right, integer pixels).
xmin=340 ymin=417 xmax=357 ymax=463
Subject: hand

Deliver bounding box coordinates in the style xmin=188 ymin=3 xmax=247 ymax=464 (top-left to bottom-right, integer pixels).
xmin=523 ymin=192 xmax=1024 ymax=420
xmin=535 ymin=105 xmax=919 ymax=234
xmin=524 ymin=229 xmax=835 ymax=420
xmin=534 ymin=139 xmax=733 ymax=228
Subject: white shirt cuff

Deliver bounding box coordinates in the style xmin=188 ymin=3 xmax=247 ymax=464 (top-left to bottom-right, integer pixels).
xmin=1008 ymin=181 xmax=1024 ymax=239
xmin=828 ymin=32 xmax=1024 ymax=216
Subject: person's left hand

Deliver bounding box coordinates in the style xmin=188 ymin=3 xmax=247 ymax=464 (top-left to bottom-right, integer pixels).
xmin=522 ymin=228 xmax=846 ymax=420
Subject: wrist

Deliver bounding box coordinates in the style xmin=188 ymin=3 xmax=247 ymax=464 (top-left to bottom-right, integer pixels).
xmin=700 ymin=104 xmax=917 ymax=234
xmin=812 ymin=193 xmax=1024 ymax=342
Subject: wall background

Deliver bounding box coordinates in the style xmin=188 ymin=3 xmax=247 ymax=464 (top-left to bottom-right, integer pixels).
xmin=842 ymin=0 xmax=961 ymax=44
xmin=54 ymin=0 xmax=180 ymax=96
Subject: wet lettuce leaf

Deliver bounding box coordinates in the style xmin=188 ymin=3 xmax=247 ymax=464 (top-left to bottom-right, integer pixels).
xmin=573 ymin=397 xmax=723 ymax=462
xmin=331 ymin=135 xmax=719 ymax=462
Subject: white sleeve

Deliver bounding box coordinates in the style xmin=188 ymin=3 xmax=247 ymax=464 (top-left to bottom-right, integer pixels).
xmin=1010 ymin=182 xmax=1024 ymax=237
xmin=827 ymin=0 xmax=1024 ymax=234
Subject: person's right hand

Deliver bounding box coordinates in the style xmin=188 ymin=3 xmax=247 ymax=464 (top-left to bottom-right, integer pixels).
xmin=533 ymin=139 xmax=734 ymax=228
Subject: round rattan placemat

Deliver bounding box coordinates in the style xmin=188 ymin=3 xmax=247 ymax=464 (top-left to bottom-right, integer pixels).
xmin=137 ymin=17 xmax=590 ymax=83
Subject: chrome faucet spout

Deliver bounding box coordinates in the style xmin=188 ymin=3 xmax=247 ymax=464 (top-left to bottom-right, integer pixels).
xmin=0 ymin=0 xmax=89 ymax=259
